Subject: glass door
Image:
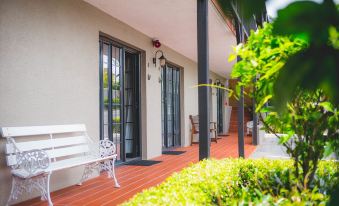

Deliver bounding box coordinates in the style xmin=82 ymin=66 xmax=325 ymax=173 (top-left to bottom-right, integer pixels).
xmin=216 ymin=83 xmax=224 ymax=134
xmin=99 ymin=37 xmax=140 ymax=162
xmin=161 ymin=64 xmax=181 ymax=149
xmin=124 ymin=52 xmax=140 ymax=159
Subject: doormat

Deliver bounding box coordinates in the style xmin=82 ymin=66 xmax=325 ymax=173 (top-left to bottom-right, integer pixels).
xmin=162 ymin=151 xmax=186 ymax=155
xmin=125 ymin=160 xmax=162 ymax=166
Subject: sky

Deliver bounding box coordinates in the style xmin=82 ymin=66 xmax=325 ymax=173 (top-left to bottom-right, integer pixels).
xmin=266 ymin=0 xmax=338 ymax=18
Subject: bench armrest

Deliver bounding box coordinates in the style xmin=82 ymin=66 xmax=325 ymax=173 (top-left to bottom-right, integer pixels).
xmin=15 ymin=149 xmax=50 ymax=176
xmin=99 ymin=139 xmax=116 ymax=157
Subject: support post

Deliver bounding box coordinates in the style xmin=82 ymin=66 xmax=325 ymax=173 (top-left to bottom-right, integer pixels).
xmin=197 ymin=0 xmax=210 ymax=160
xmin=235 ymin=19 xmax=245 ymax=158
xmin=252 ymin=78 xmax=258 ymax=145
xmin=238 ymin=84 xmax=245 ymax=158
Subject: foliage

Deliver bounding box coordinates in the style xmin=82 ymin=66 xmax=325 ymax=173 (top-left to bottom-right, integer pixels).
xmin=267 ymin=90 xmax=339 ymax=189
xmin=103 ymin=69 xmax=120 ymax=90
xmin=272 ymin=0 xmax=339 ymax=108
xmin=218 ymin=0 xmax=339 ymax=107
xmin=113 ymin=117 xmax=120 ymax=123
xmin=123 ymin=159 xmax=339 ymax=206
xmin=230 ymin=23 xmax=339 ymax=189
xmin=112 ymin=117 xmax=120 ymax=133
xmin=104 ymin=97 xmax=120 ymax=109
xmin=218 ymin=1 xmax=338 ymax=203
xmin=229 ymin=23 xmax=306 ymax=107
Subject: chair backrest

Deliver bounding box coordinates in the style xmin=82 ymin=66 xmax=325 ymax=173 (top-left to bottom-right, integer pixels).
xmin=1 ymin=124 xmax=91 ymax=167
xmin=189 ymin=115 xmax=199 ymax=132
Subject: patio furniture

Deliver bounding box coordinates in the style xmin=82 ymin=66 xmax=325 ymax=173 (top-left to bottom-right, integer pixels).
xmin=189 ymin=115 xmax=217 ymax=145
xmin=246 ymin=120 xmax=263 ymax=135
xmin=1 ymin=124 xmax=120 ymax=206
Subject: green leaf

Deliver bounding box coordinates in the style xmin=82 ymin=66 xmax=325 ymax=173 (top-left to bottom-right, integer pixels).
xmin=272 ymin=0 xmax=337 ymax=44
xmin=319 ymin=102 xmax=334 ymax=112
xmin=261 ymin=62 xmax=284 ymax=80
xmin=256 ymin=95 xmax=272 ymax=112
xmin=273 ymin=45 xmax=339 ymax=111
xmin=278 ymin=133 xmax=292 ymax=144
xmin=324 ymin=142 xmax=334 ymax=157
xmin=228 ymin=54 xmax=237 ymax=62
xmin=259 ymin=107 xmax=271 ymax=113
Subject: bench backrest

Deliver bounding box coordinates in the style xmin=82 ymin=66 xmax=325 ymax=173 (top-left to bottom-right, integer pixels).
xmin=1 ymin=124 xmax=92 ymax=167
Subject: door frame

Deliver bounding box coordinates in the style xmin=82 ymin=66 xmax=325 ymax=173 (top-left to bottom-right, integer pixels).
xmin=99 ymin=33 xmax=143 ymax=162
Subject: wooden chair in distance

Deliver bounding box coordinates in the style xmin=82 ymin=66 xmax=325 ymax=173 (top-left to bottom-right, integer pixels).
xmin=189 ymin=115 xmax=217 ymax=145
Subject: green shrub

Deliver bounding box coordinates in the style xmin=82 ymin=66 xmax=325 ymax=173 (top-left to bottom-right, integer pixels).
xmin=122 ymin=159 xmax=338 ymax=206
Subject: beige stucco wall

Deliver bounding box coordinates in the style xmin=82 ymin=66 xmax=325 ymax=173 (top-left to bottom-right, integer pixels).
xmin=0 ymin=0 xmax=227 ymax=204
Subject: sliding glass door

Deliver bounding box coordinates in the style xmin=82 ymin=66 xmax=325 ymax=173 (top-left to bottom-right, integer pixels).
xmin=99 ymin=36 xmax=140 ymax=162
xmin=161 ymin=64 xmax=181 ymax=149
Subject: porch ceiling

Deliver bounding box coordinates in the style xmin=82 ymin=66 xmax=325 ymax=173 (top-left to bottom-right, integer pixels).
xmin=84 ymin=0 xmax=236 ymax=77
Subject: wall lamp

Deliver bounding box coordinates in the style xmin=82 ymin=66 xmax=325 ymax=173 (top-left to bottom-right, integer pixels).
xmin=153 ymin=50 xmax=166 ymax=68
xmin=215 ymin=79 xmax=221 ymax=85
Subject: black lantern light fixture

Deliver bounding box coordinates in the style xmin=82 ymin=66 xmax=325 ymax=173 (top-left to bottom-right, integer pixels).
xmin=153 ymin=50 xmax=166 ymax=68
xmin=215 ymin=79 xmax=221 ymax=85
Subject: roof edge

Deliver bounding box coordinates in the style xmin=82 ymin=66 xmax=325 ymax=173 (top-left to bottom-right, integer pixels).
xmin=210 ymin=0 xmax=236 ymax=36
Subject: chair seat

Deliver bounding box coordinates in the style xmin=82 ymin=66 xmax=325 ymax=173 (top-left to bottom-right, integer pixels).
xmin=12 ymin=154 xmax=117 ymax=179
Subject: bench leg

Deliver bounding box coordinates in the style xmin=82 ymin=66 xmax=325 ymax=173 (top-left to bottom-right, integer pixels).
xmin=37 ymin=174 xmax=53 ymax=206
xmin=7 ymin=176 xmax=35 ymax=205
xmin=78 ymin=163 xmax=99 ymax=186
xmin=111 ymin=159 xmax=120 ymax=188
xmin=103 ymin=159 xmax=120 ymax=188
xmin=7 ymin=176 xmax=18 ymax=206
xmin=7 ymin=175 xmax=53 ymax=206
xmin=45 ymin=174 xmax=53 ymax=206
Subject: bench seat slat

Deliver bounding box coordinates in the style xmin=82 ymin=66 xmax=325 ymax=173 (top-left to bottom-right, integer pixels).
xmin=6 ymin=145 xmax=90 ymax=166
xmin=11 ymin=154 xmax=117 ymax=178
xmin=1 ymin=124 xmax=86 ymax=137
xmin=49 ymin=155 xmax=116 ymax=172
xmin=5 ymin=136 xmax=89 ymax=154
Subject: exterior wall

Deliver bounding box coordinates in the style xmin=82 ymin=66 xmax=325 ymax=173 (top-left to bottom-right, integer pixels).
xmin=0 ymin=0 xmax=227 ymax=204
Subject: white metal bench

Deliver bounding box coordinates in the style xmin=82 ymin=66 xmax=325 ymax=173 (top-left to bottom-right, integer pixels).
xmin=1 ymin=124 xmax=120 ymax=206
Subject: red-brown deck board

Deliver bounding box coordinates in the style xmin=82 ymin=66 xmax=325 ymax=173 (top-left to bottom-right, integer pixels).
xmin=16 ymin=133 xmax=256 ymax=206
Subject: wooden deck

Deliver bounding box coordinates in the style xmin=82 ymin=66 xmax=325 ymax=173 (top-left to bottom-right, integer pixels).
xmin=17 ymin=133 xmax=256 ymax=206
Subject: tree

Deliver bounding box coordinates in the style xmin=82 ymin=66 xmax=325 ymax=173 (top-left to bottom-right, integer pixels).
xmin=230 ymin=23 xmax=339 ymax=189
xmin=218 ymin=0 xmax=339 ymax=108
xmin=272 ymin=0 xmax=339 ymax=109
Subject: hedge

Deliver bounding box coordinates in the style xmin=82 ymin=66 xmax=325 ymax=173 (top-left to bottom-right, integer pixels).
xmin=122 ymin=158 xmax=338 ymax=206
